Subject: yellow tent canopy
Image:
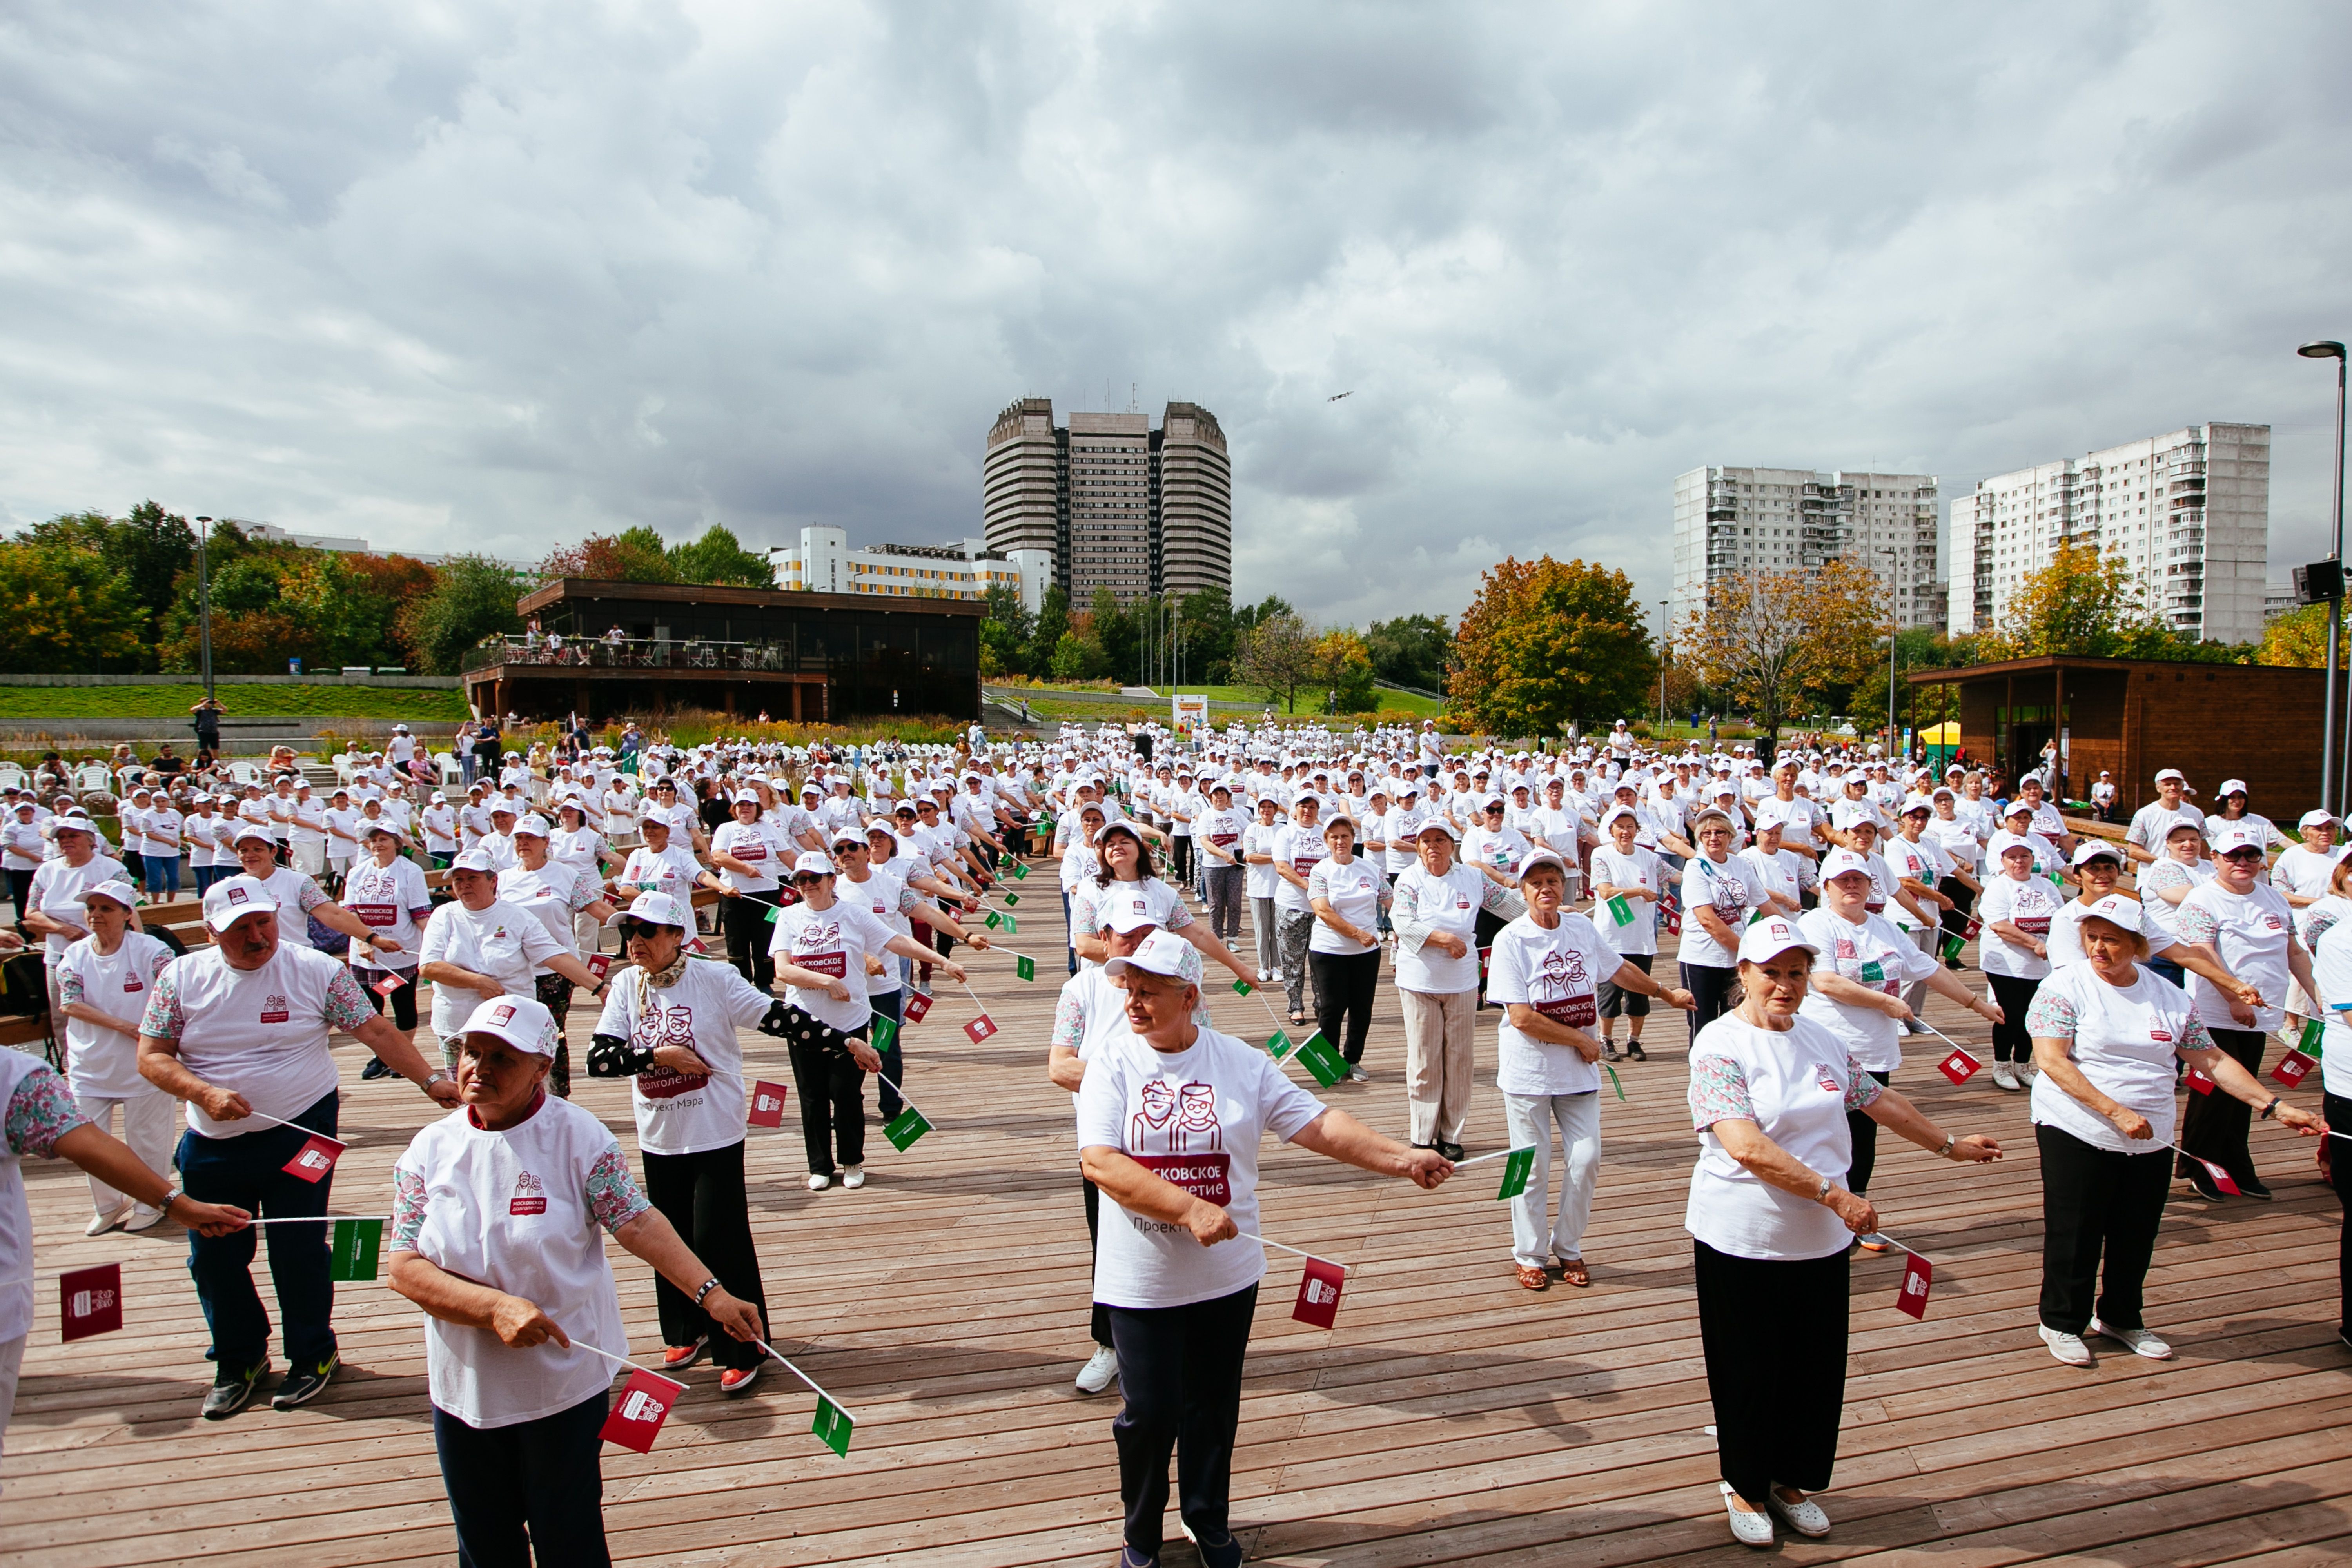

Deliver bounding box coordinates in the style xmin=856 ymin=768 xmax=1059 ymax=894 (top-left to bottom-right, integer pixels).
xmin=1920 ymin=722 xmax=1961 ymax=744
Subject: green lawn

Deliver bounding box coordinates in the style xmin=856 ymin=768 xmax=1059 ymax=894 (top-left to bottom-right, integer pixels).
xmin=1007 ymin=682 xmax=1445 ymax=717
xmin=0 ymin=683 xmax=471 ymax=721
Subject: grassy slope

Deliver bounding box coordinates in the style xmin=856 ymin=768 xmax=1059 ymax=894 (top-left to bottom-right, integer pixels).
xmin=999 ymin=682 xmax=1445 ymax=717
xmin=0 ymin=684 xmax=470 ymax=721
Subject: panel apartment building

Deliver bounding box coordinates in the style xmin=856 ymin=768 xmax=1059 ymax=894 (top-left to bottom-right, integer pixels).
xmin=1945 ymin=422 xmax=2270 ymax=645
xmin=982 ymin=397 xmax=1232 ymax=603
xmin=1671 ymin=467 xmax=1943 ymax=631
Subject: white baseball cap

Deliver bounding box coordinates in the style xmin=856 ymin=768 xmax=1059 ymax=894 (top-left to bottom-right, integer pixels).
xmin=450 ymin=847 xmax=499 ymax=873
xmin=789 ymin=851 xmax=836 ymax=878
xmin=457 ymin=994 xmax=559 ymax=1057
xmin=2210 ymin=823 xmax=2269 ymax=855
xmin=1102 ymin=929 xmax=1204 ymax=986
xmin=1819 ymin=849 xmax=1874 ymax=882
xmin=203 ymin=875 xmax=280 ymax=933
xmin=2217 ymin=778 xmax=2249 ymax=797
xmin=2071 ymin=840 xmax=2123 ymax=867
xmin=1098 ymin=900 xmax=1161 ymax=935
xmin=610 ymin=890 xmax=692 ymax=928
xmin=2079 ymin=894 xmax=2144 ymax=932
xmin=2300 ymin=809 xmax=2338 ymax=829
xmin=2155 ymin=768 xmax=2186 ymax=784
xmin=1736 ymin=916 xmax=1821 ymax=965
xmin=1414 ymin=818 xmax=1461 ymax=841
xmin=82 ymin=879 xmax=140 ymax=911
xmin=513 ymin=815 xmax=552 ymax=838
xmin=232 ymin=822 xmax=276 ymax=846
xmin=1518 ymin=849 xmax=1570 ymax=880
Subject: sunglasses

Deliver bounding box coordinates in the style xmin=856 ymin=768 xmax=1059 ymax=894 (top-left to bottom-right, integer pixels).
xmin=2220 ymin=848 xmax=2266 ymax=862
xmin=617 ymin=918 xmax=674 ymax=941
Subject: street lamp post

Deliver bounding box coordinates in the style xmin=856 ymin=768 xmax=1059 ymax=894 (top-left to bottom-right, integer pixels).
xmin=2301 ymin=340 xmax=2347 ymax=818
xmin=194 ymin=515 xmax=216 ymax=706
xmin=1878 ymin=547 xmax=1900 ymax=762
xmin=1657 ymin=600 xmax=1669 ymax=731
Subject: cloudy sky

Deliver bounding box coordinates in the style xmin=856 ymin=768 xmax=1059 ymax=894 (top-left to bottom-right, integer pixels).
xmin=4 ymin=2 xmax=2349 ymax=630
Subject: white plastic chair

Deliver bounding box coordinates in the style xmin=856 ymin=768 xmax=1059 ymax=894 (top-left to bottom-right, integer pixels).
xmin=73 ymin=763 xmax=113 ymax=795
xmin=0 ymin=764 xmax=24 ymax=791
xmin=227 ymin=759 xmax=263 ymax=788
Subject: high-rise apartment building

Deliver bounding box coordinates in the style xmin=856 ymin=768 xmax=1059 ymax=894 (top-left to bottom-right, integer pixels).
xmin=1945 ymin=423 xmax=2269 ymax=644
xmin=1671 ymin=467 xmax=1942 ymax=631
xmin=982 ymin=397 xmax=1231 ymax=603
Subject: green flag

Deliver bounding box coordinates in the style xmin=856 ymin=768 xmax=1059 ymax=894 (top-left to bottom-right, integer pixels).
xmin=1292 ymin=1031 xmax=1347 ymax=1087
xmin=883 ymin=1107 xmax=931 ymax=1151
xmin=2302 ymin=1016 xmax=2325 ymax=1058
xmin=328 ymin=1218 xmax=382 ymax=1282
xmin=1265 ymin=1028 xmax=1296 ymax=1060
xmin=1495 ymin=1146 xmax=1536 ymax=1201
xmin=1604 ymin=1064 xmax=1626 ymax=1102
xmin=812 ymin=1396 xmax=855 ymax=1456
xmin=869 ymin=1015 xmax=898 ymax=1053
xmin=1000 ymin=913 xmax=1019 ymax=934
xmin=765 ymin=904 xmax=782 ymax=922
xmin=1941 ymin=931 xmax=1965 ymax=963
xmin=983 ymin=910 xmax=1003 ymax=929
xmin=1232 ymin=978 xmax=1254 ymax=996
xmin=1015 ymin=953 xmax=1036 ymax=981
xmin=1605 ymin=893 xmax=1633 ymax=926
xmin=1008 ymin=860 xmax=1029 ymax=880
xmin=1003 ymin=891 xmax=1020 ymax=907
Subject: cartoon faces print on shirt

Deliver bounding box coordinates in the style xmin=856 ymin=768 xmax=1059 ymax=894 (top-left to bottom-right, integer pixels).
xmin=631 ymin=995 xmax=705 ymax=1100
xmin=1530 ymin=943 xmax=1598 ymax=1029
xmin=1127 ymin=1073 xmax=1232 ymax=1206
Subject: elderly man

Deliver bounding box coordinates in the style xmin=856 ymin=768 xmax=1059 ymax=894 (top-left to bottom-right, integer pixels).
xmin=2124 ymin=768 xmax=2205 ymax=866
xmin=136 ymin=874 xmax=462 ymax=1419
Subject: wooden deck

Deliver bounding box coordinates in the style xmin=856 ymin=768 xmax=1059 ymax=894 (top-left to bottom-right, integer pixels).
xmin=5 ymin=882 xmax=2351 ymax=1566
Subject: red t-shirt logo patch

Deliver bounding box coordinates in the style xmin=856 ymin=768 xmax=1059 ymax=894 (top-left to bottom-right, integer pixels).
xmin=2151 ymin=1029 xmax=2173 ymax=1044
xmin=510 ymin=1170 xmax=547 ymax=1216
xmin=260 ymin=993 xmax=290 ymax=1024
xmin=1817 ymin=1071 xmax=1841 ymax=1095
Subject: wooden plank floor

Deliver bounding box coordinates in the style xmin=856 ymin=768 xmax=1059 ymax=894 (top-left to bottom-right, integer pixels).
xmin=5 ymin=878 xmax=2350 ymax=1566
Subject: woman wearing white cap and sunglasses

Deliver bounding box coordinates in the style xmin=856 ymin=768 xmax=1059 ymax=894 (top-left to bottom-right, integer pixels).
xmin=1686 ymin=916 xmax=2001 ymax=1546
xmin=2025 ymin=897 xmax=2322 ymax=1366
xmin=393 ymin=993 xmax=766 ymax=1564
xmin=1078 ymin=931 xmax=1452 ymax=1568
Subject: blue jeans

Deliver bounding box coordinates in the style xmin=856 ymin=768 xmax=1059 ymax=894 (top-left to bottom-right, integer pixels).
xmin=434 ymin=1387 xmax=612 ymax=1567
xmin=143 ymin=854 xmax=180 ymax=899
xmin=871 ymin=985 xmax=907 ymax=1120
xmin=177 ymin=1089 xmax=339 ymax=1376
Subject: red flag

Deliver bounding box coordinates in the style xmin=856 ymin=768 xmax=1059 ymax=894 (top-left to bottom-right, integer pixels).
xmin=964 ymin=1013 xmax=998 ymax=1043
xmin=1894 ymin=1252 xmax=1933 ymax=1319
xmin=599 ymin=1367 xmax=684 ymax=1453
xmin=747 ymin=1080 xmax=789 ymax=1128
xmin=1936 ymin=1046 xmax=1981 ymax=1084
xmin=60 ymin=1263 xmax=123 ymax=1342
xmin=1292 ymin=1258 xmax=1346 ymax=1328
xmin=2186 ymin=1066 xmax=2216 ymax=1096
xmin=586 ymin=953 xmax=612 ymax=981
xmin=282 ymin=1134 xmax=346 ymax=1183
xmin=2190 ymin=1154 xmax=2241 ymax=1196
xmin=902 ymin=991 xmax=933 ymax=1024
xmin=369 ymin=971 xmax=405 ymax=998
xmin=2272 ymin=1051 xmax=2316 ymax=1088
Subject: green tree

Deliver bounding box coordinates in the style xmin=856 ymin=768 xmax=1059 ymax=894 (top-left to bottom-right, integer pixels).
xmin=1981 ymin=542 xmax=2223 ymax=661
xmin=1049 ymin=630 xmax=1093 ymax=681
xmin=1091 ymin=588 xmax=1138 ymax=682
xmin=0 ymin=540 xmax=145 ymax=672
xmin=1027 ymin=584 xmax=1071 ymax=675
xmin=24 ymin=501 xmax=196 ymax=666
xmin=1234 ymin=610 xmax=1320 ymax=712
xmin=980 ymin=586 xmax=1034 ymax=677
xmin=1316 ymin=628 xmax=1378 ymax=712
xmin=1174 ymin=586 xmax=1238 ymax=683
xmin=1448 ymin=556 xmax=1655 ymax=737
xmin=399 ymin=555 xmax=529 ymax=674
xmin=1365 ymin=612 xmax=1453 ymax=693
xmin=1682 ymin=561 xmax=1887 ymax=757
xmin=667 ymin=524 xmax=773 ymax=586
xmin=540 ymin=526 xmax=675 ymax=582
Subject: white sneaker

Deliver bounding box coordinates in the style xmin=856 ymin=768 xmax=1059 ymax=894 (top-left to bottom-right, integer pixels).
xmin=2089 ymin=1318 xmax=2173 ymax=1359
xmin=2039 ymin=1324 xmax=2095 ymax=1366
xmin=1765 ymin=1488 xmax=1831 ymax=1539
xmin=807 ymin=1173 xmax=832 ymax=1192
xmin=1075 ymin=1345 xmax=1119 ymax=1394
xmin=123 ymin=1205 xmax=169 ymax=1232
xmin=1256 ymin=967 xmax=1272 ymax=983
xmin=1720 ymin=1484 xmax=1775 ymax=1547
xmin=841 ymin=1165 xmax=866 ymax=1190
xmin=1993 ymin=1063 xmax=2022 ymax=1092
xmin=85 ymin=1201 xmax=131 ymax=1238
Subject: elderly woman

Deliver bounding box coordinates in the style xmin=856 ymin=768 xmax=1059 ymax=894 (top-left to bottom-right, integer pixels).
xmin=1074 ymin=822 xmax=1254 ymax=989
xmin=2308 ymin=906 xmax=2352 ymax=1342
xmin=53 ymin=880 xmax=180 ymax=1234
xmin=2136 ymin=822 xmax=2215 ymax=987
xmin=1305 ymin=816 xmax=1388 ymax=1079
xmin=420 ymin=849 xmax=607 ymax=1074
xmin=1677 ymin=807 xmax=1766 ymax=1041
xmin=1078 ymin=932 xmax=1450 ymax=1568
xmin=709 ymin=792 xmax=787 ymax=992
xmin=1239 ymin=795 xmax=1287 ymax=985
xmin=2025 ymin=895 xmax=2322 ymax=1365
xmin=1977 ymin=838 xmax=2064 ymax=1091
xmin=1686 ymin=917 xmax=2001 ymax=1546
xmin=393 ymin=994 xmax=766 ymax=1565
xmin=501 ymin=815 xmax=617 ymax=1099
xmin=1391 ymin=818 xmax=1520 ymax=1160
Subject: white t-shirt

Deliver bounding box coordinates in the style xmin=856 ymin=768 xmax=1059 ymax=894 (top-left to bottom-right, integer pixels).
xmin=1977 ymin=873 xmax=2064 ymax=979
xmin=342 ymin=856 xmax=432 ymax=971
xmin=1305 ymin=856 xmax=1384 ymax=956
xmin=615 ymin=842 xmax=703 ymax=902
xmin=1391 ymin=862 xmax=1495 ymax=994
xmin=1072 ymin=877 xmax=1191 ymax=960
xmin=1488 ymin=912 xmax=1619 ymax=1097
xmin=1241 ymin=819 xmax=1286 ymax=901
xmin=2177 ymin=881 xmax=2296 ymax=1035
xmin=27 ymin=853 xmax=131 ymax=962
xmin=1194 ymin=806 xmax=1248 ymax=868
xmin=420 ymin=898 xmax=565 ymax=1040
xmin=56 ymin=931 xmax=176 ymax=1098
xmin=1678 ymin=853 xmax=1762 ymax=969
xmin=139 ymin=942 xmax=372 ymax=1137
xmin=767 ymin=897 xmax=898 ymax=1033
xmin=1882 ymin=834 xmax=1950 ymax=933
xmin=395 ymin=1096 xmax=636 ymax=1429
xmin=1272 ymin=823 xmax=1327 ymax=916
xmin=498 ymin=863 xmax=600 ymax=969
xmin=840 ymin=866 xmax=918 ymax=997
xmin=1588 ymin=845 xmax=1661 ymax=956
xmin=593 ymin=961 xmax=772 ymax=1156
xmin=1796 ymin=907 xmax=1938 ymax=1073
xmin=422 ymin=803 xmax=461 ymax=855
xmin=1074 ymin=1025 xmax=1326 ymax=1310
xmin=710 ymin=820 xmax=780 ymax=895
xmin=2311 ymin=918 xmax=2352 ymax=1098
xmin=2024 ymin=962 xmax=2207 ymax=1154
xmin=1685 ymin=1014 xmax=1877 ymax=1261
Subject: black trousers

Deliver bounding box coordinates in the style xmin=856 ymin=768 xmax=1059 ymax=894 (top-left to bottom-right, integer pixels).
xmin=1681 ymin=961 xmax=1739 ymax=1047
xmin=2180 ymin=1027 xmax=2266 ymax=1187
xmin=1844 ymin=1069 xmax=1893 ymax=1194
xmin=1937 ymin=876 xmax=1976 ymax=953
xmin=871 ymin=986 xmax=906 ymax=1120
xmin=1694 ymin=1239 xmax=1847 ymax=1506
xmin=1081 ymin=1173 xmax=1112 ymax=1349
xmin=5 ymin=868 xmax=31 ymax=922
xmin=1107 ymin=1284 xmax=1257 ymax=1557
xmin=2328 ymin=1092 xmax=2352 ymax=1333
xmin=642 ymin=1139 xmax=768 ymax=1368
xmin=1597 ymin=951 xmax=1651 ymax=1020
xmin=2037 ymin=1123 xmax=2172 ymax=1334
xmin=721 ymin=889 xmax=781 ymax=991
xmin=1169 ymin=835 xmax=1192 ymax=884
xmin=782 ymin=1007 xmax=867 ymax=1174
xmin=434 ymin=1387 xmax=611 ymax=1568
xmin=360 ymin=965 xmax=419 ymax=1032
xmin=1988 ymin=973 xmax=2042 ymax=1063
xmin=1309 ymin=948 xmax=1380 ymax=1064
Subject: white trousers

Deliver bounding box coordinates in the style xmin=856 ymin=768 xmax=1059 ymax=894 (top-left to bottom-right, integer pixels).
xmin=1503 ymin=1090 xmax=1601 ymax=1265
xmin=294 ymin=841 xmax=327 ymax=877
xmin=0 ymin=1332 xmax=23 ymax=1486
xmin=73 ymin=1090 xmax=178 ymax=1217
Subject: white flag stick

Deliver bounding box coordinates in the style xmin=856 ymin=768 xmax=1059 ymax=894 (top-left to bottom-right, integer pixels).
xmin=1452 ymin=1145 xmax=1534 ymax=1168
xmin=753 ymin=1337 xmax=857 ymax=1421
xmin=240 ymin=1213 xmax=393 ymax=1226
xmin=1857 ymin=1230 xmax=1923 ymax=1258
xmin=223 ymin=1106 xmax=343 ymax=1140
xmin=569 ymin=1336 xmax=686 ymax=1392
xmin=1234 ymin=1230 xmax=1348 ymax=1273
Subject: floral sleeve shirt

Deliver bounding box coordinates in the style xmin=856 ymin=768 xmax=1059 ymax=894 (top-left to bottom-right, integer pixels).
xmin=6 ymin=1062 xmax=90 ymax=1157
xmin=2024 ymin=987 xmax=2216 ymax=1053
xmin=1051 ymin=988 xmax=1087 ymax=1055
xmin=2173 ymin=901 xmax=2222 ymax=948
xmin=1687 ymin=1050 xmax=1882 ymax=1131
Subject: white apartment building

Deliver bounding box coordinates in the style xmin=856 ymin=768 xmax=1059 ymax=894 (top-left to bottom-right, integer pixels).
xmin=1671 ymin=467 xmax=1942 ymax=631
xmin=767 ymin=527 xmax=1053 ymax=614
xmin=1945 ymin=423 xmax=2269 ymax=644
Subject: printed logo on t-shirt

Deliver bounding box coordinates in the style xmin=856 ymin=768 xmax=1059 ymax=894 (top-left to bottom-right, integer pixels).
xmin=1816 ymin=1071 xmax=1841 ymax=1095
xmin=122 ymin=975 xmax=144 ymax=992
xmin=2151 ymin=1028 xmax=2173 ymax=1044
xmin=1530 ymin=946 xmax=1598 ymax=1029
xmin=260 ymin=993 xmax=290 ymax=1024
xmin=632 ymin=1003 xmax=708 ymax=1098
xmin=510 ymin=1170 xmax=547 ymax=1216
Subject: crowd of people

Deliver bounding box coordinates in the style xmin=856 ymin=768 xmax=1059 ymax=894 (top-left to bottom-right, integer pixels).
xmin=1 ymin=709 xmax=2347 ymax=1559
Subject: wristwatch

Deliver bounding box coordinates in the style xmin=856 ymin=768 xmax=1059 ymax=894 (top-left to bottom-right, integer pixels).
xmin=159 ymin=1184 xmax=182 ymax=1215
xmin=1813 ymin=1176 xmax=1833 ymax=1204
xmin=1936 ymin=1133 xmax=1957 ymax=1158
